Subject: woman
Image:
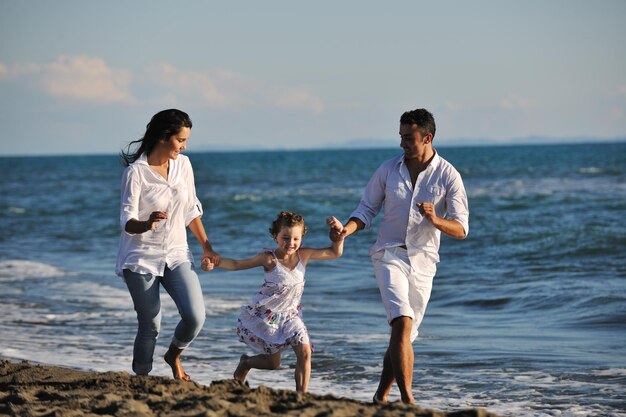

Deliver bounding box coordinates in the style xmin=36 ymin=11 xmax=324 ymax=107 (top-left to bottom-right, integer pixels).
xmin=116 ymin=109 xmax=219 ymax=381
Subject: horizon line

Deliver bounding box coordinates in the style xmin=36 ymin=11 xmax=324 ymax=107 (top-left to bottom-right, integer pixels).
xmin=2 ymin=136 xmax=625 ymax=158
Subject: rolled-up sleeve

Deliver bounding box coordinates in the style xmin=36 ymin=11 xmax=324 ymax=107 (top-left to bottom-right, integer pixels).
xmin=350 ymin=166 xmax=386 ymax=229
xmin=445 ymin=172 xmax=469 ymax=237
xmin=184 ymin=159 xmax=203 ymax=226
xmin=185 ymin=197 xmax=203 ymax=226
xmin=120 ymin=166 xmax=141 ymax=230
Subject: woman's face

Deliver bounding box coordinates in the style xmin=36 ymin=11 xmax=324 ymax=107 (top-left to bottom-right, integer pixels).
xmin=163 ymin=127 xmax=190 ymax=159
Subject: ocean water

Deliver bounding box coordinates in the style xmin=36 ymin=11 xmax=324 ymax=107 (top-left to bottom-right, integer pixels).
xmin=1 ymin=142 xmax=625 ymax=417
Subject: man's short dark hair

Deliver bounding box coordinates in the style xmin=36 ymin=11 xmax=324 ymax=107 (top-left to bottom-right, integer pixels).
xmin=400 ymin=108 xmax=436 ymax=139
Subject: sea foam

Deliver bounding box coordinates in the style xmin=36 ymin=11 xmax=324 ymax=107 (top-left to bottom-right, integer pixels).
xmin=0 ymin=260 xmax=69 ymax=281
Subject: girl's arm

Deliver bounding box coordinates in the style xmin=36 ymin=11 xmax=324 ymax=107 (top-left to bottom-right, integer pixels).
xmin=301 ymin=216 xmax=345 ymax=263
xmin=302 ymin=240 xmax=343 ymax=262
xmin=205 ymin=252 xmax=271 ymax=271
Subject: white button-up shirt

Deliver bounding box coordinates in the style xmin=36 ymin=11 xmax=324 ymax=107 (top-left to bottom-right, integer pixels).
xmin=115 ymin=153 xmax=203 ymax=277
xmin=350 ymin=152 xmax=469 ymax=264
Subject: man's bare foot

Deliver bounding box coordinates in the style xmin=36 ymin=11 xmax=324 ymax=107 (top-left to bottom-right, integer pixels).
xmin=164 ymin=348 xmax=190 ymax=381
xmin=233 ymin=354 xmax=250 ymax=383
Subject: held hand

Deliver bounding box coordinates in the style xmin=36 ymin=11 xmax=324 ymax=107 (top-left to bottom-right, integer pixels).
xmin=201 ymin=249 xmax=221 ymax=271
xmin=147 ymin=211 xmax=168 ymax=231
xmin=326 ymin=216 xmax=343 ymax=232
xmin=416 ymin=202 xmax=437 ymax=223
xmin=201 ymin=258 xmax=214 ymax=271
xmin=327 ymin=216 xmax=347 ymax=242
xmin=330 ymin=229 xmax=348 ymax=242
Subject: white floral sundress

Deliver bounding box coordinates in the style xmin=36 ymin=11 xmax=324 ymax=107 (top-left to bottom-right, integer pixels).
xmin=236 ymin=250 xmax=311 ymax=354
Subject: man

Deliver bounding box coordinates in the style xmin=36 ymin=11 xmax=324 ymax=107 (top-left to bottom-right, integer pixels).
xmin=331 ymin=108 xmax=469 ymax=404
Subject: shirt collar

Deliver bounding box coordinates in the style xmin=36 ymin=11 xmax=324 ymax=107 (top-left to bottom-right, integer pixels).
xmin=430 ymin=151 xmax=441 ymax=169
xmin=395 ymin=150 xmax=440 ymax=171
xmin=133 ymin=152 xmax=149 ymax=166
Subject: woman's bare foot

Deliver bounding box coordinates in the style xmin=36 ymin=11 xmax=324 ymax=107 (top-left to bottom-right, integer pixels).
xmin=373 ymin=392 xmax=388 ymax=404
xmin=164 ymin=346 xmax=190 ymax=381
xmin=233 ymin=354 xmax=250 ymax=383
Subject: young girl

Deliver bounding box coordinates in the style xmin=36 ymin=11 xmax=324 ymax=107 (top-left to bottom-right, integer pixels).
xmin=203 ymin=211 xmax=344 ymax=392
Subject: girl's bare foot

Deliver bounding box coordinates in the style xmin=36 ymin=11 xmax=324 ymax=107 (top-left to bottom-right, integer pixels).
xmin=164 ymin=346 xmax=190 ymax=381
xmin=233 ymin=354 xmax=250 ymax=383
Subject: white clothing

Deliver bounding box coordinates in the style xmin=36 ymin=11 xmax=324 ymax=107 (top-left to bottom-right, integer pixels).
xmin=350 ymin=152 xmax=469 ymax=265
xmin=371 ymin=247 xmax=436 ymax=342
xmin=116 ymin=153 xmax=203 ymax=277
xmin=236 ymin=250 xmax=310 ymax=354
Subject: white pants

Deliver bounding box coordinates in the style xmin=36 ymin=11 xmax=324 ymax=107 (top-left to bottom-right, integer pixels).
xmin=371 ymin=247 xmax=436 ymax=342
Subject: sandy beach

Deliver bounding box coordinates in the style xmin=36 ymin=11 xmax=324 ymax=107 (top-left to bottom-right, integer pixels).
xmin=0 ymin=359 xmax=504 ymax=417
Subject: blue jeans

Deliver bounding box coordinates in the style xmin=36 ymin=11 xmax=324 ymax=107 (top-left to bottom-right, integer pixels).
xmin=123 ymin=262 xmax=206 ymax=375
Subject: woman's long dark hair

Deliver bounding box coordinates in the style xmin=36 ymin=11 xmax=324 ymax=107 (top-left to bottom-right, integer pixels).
xmin=120 ymin=109 xmax=192 ymax=166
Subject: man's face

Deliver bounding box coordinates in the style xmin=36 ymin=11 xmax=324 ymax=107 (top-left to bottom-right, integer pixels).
xmin=399 ymin=123 xmax=431 ymax=159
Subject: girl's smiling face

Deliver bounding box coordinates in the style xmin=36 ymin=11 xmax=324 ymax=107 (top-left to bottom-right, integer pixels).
xmin=274 ymin=225 xmax=304 ymax=255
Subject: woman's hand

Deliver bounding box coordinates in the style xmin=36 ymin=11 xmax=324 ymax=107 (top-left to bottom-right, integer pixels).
xmin=124 ymin=212 xmax=168 ymax=234
xmin=201 ymin=249 xmax=221 ymax=271
xmin=147 ymin=211 xmax=168 ymax=231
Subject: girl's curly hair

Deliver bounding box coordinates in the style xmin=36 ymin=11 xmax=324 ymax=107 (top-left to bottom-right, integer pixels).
xmin=269 ymin=211 xmax=308 ymax=237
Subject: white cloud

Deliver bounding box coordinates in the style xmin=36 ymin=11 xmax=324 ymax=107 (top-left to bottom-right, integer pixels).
xmin=272 ymin=87 xmax=325 ymax=113
xmin=610 ymin=107 xmax=622 ymax=120
xmin=499 ymin=96 xmax=530 ymax=110
xmin=144 ymin=64 xmax=230 ymax=109
xmin=444 ymin=102 xmax=460 ymax=111
xmin=145 ymin=63 xmax=325 ymax=113
xmin=43 ymin=55 xmax=134 ymax=103
xmin=2 ymin=56 xmax=325 ymax=113
xmin=1 ymin=55 xmax=134 ymax=104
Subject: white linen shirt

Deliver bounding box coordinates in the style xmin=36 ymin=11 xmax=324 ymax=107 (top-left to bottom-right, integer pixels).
xmin=350 ymin=152 xmax=469 ymax=264
xmin=115 ymin=153 xmax=203 ymax=277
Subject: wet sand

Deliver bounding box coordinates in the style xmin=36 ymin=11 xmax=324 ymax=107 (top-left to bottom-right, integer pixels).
xmin=0 ymin=360 xmax=503 ymax=416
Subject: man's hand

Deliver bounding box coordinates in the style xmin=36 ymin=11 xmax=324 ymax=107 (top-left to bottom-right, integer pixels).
xmin=417 ymin=202 xmax=466 ymax=239
xmin=416 ymin=202 xmax=437 ymax=223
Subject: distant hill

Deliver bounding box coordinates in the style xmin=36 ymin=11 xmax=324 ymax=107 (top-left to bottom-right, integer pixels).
xmin=195 ymin=136 xmax=626 ymax=152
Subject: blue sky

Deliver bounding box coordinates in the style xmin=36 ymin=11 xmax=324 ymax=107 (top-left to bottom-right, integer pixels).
xmin=1 ymin=1 xmax=625 ymax=156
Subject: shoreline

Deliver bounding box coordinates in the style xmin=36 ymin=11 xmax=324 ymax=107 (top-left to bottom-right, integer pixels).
xmin=1 ymin=359 xmax=504 ymax=417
